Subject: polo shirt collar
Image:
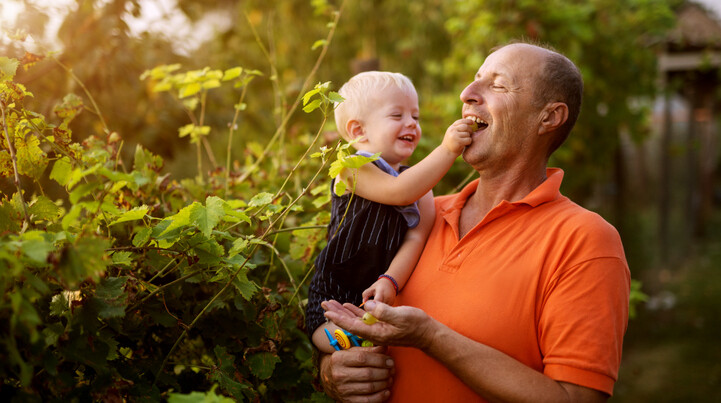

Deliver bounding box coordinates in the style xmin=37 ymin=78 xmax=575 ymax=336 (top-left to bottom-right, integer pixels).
xmin=442 ymin=168 xmax=564 ymax=227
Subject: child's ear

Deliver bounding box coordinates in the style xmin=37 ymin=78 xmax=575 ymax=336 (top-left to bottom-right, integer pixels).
xmin=346 ymin=120 xmax=365 ymax=140
xmin=538 ymin=102 xmax=568 ymax=135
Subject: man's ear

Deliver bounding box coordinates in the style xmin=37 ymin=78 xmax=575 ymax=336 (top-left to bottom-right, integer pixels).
xmin=538 ymin=102 xmax=569 ymax=135
xmin=346 ymin=120 xmax=365 ymax=140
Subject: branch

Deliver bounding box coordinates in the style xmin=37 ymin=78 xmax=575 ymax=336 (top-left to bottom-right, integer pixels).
xmin=1 ymin=104 xmax=30 ymax=225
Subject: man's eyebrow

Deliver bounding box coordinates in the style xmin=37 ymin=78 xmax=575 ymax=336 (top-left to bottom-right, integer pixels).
xmin=475 ymin=71 xmax=508 ymax=81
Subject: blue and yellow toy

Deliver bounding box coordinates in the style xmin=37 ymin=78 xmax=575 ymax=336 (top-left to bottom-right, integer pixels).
xmin=324 ymin=328 xmax=374 ymax=350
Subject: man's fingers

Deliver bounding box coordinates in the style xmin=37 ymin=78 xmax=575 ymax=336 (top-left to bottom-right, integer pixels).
xmin=337 ymin=381 xmax=392 ymax=402
xmin=332 ymin=347 xmax=393 ymax=370
xmin=343 ymin=302 xmax=366 ymax=316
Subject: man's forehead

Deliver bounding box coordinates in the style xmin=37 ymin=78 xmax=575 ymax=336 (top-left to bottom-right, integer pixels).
xmin=475 ymin=45 xmax=545 ymax=80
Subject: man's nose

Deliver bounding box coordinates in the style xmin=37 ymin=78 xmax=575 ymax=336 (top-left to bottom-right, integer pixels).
xmin=460 ymin=81 xmax=481 ymax=104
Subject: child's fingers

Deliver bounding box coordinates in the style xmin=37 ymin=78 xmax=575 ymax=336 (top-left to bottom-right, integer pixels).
xmin=362 ymin=287 xmax=376 ymax=303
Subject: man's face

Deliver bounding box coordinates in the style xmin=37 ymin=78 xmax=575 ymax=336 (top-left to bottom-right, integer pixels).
xmin=459 ymin=44 xmax=546 ymax=170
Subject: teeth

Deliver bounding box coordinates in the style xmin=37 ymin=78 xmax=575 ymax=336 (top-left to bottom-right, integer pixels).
xmin=465 ymin=116 xmax=487 ymax=125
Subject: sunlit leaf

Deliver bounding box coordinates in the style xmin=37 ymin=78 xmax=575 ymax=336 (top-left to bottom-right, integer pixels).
xmin=110 ymin=206 xmax=149 ymax=225
xmin=248 ymin=192 xmax=274 ymax=208
xmin=29 ymin=196 xmax=61 ymax=221
xmin=303 ymin=98 xmax=322 ymax=113
xmin=222 ymin=66 xmax=243 ymax=81
xmin=312 ymin=39 xmax=327 ymax=50
xmin=0 ymin=56 xmax=19 ymax=80
xmin=179 ymin=82 xmax=201 ymax=98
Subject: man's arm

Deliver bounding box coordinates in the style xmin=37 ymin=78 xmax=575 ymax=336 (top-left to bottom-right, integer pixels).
xmin=322 ymin=301 xmax=608 ymax=403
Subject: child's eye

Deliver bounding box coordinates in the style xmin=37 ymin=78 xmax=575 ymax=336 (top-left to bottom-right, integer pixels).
xmin=412 ymin=116 xmax=419 ymax=121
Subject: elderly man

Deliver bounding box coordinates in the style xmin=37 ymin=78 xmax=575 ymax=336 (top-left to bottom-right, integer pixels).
xmin=319 ymin=42 xmax=630 ymax=402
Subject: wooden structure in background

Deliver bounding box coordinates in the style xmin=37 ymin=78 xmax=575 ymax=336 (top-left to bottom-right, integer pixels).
xmin=658 ymin=1 xmax=721 ymax=262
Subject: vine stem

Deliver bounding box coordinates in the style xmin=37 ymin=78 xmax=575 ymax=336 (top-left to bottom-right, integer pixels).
xmin=273 ymin=113 xmax=327 ymax=199
xmin=1 ymin=104 xmax=30 ymax=225
xmin=225 ymin=83 xmax=250 ymax=195
xmin=50 ymin=55 xmax=109 ymax=135
xmin=237 ymin=0 xmax=345 ymax=184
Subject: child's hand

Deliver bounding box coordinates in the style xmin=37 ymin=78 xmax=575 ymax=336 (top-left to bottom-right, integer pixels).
xmin=362 ymin=279 xmax=396 ymax=306
xmin=442 ymin=118 xmax=474 ymax=155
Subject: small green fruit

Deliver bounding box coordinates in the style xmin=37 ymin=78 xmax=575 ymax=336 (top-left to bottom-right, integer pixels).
xmin=362 ymin=312 xmax=378 ymax=325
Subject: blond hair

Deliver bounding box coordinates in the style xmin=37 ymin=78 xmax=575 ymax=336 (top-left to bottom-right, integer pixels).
xmin=334 ymin=71 xmax=417 ymax=141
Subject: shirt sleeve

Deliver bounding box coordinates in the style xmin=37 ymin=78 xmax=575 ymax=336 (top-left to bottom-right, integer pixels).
xmin=539 ymin=256 xmax=631 ymax=395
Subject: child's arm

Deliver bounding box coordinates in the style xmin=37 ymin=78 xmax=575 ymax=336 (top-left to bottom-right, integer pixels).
xmin=312 ymin=321 xmax=345 ymax=354
xmin=362 ymin=190 xmax=436 ymax=305
xmin=345 ymin=119 xmax=473 ymax=206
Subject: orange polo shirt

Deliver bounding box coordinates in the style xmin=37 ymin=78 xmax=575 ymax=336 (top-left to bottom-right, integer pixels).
xmin=388 ymin=168 xmax=630 ymax=402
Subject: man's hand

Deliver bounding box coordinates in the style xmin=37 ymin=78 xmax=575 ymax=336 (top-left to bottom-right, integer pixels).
xmin=322 ymin=300 xmax=436 ymax=350
xmin=319 ymin=347 xmax=395 ymax=402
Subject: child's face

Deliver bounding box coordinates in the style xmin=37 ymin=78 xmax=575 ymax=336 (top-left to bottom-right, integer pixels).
xmin=356 ymin=86 xmax=421 ymax=168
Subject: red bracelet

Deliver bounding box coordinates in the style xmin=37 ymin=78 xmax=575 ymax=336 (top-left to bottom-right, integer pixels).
xmin=378 ymin=274 xmax=399 ymax=295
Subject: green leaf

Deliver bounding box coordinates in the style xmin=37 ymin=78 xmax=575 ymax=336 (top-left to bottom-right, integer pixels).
xmin=54 ymin=93 xmax=84 ymax=122
xmin=189 ymin=197 xmax=224 ymax=237
xmin=132 ymin=226 xmax=152 ymax=247
xmin=0 ymin=201 xmax=20 ymax=232
xmin=158 ymin=202 xmax=196 ymax=236
xmin=228 ymin=238 xmax=249 ymax=258
xmin=16 ymin=135 xmax=47 ymax=180
xmin=202 ymin=79 xmax=221 ymax=90
xmin=248 ymin=192 xmax=273 ymax=208
xmin=231 ymin=269 xmax=258 ymax=301
xmin=328 ymin=91 xmax=344 ymax=103
xmin=311 ymin=39 xmax=327 ymax=50
xmin=343 ymin=153 xmax=379 ymax=168
xmin=29 ymin=196 xmax=61 ymax=221
xmin=246 ymin=352 xmax=281 ymax=380
xmin=179 ymin=82 xmax=202 ymax=98
xmin=111 ymin=251 xmax=133 ymax=266
xmin=0 ymin=56 xmax=20 ymax=80
xmin=49 ymin=157 xmax=72 ymax=186
xmin=110 ymin=205 xmax=149 ymax=225
xmin=192 ymin=236 xmax=223 ymax=266
xmin=21 ymin=232 xmax=54 ymax=264
xmin=302 ymin=88 xmax=320 ymax=105
xmin=222 ymin=67 xmax=243 ymax=81
xmin=302 ymin=98 xmax=322 ymax=113
xmin=94 ymin=277 xmax=128 ymax=319
xmin=168 ymin=385 xmax=235 ymax=403
xmin=333 ymin=180 xmax=346 ymax=196
xmin=59 ymin=236 xmax=109 ymax=287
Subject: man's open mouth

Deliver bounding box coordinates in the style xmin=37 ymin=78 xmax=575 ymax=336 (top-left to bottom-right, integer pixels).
xmin=466 ymin=115 xmax=489 ymax=131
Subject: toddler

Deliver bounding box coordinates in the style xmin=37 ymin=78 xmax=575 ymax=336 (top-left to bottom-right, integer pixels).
xmin=306 ymin=71 xmax=475 ymax=353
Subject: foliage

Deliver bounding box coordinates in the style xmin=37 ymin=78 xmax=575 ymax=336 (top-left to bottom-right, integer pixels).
xmin=0 ymin=3 xmax=350 ymax=399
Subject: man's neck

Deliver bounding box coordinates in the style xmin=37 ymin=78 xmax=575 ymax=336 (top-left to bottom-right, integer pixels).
xmin=458 ymin=165 xmax=548 ymax=238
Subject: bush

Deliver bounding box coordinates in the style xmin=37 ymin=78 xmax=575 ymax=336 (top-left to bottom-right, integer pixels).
xmin=0 ymin=25 xmax=346 ymax=401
